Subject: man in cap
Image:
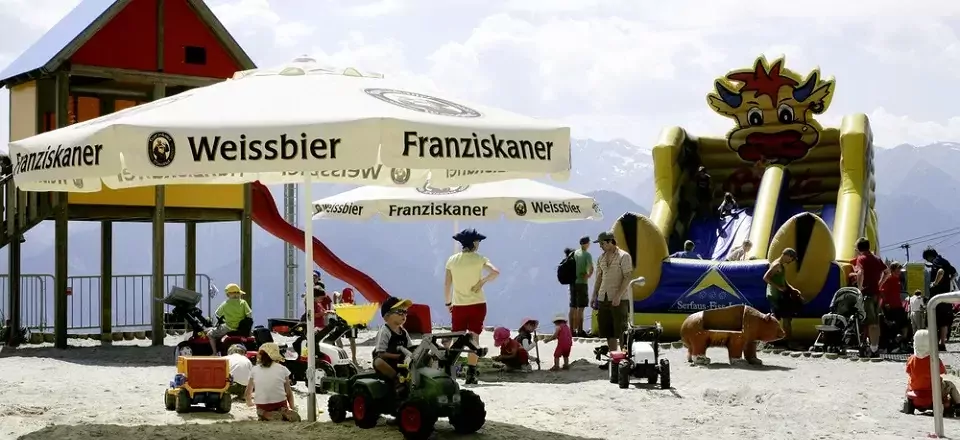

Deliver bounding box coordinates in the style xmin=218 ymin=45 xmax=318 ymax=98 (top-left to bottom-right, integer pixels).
xmin=208 ymin=283 xmax=253 ymax=355
xmin=569 ymin=236 xmax=595 ymax=337
xmin=445 ymin=228 xmax=499 ymax=384
xmin=590 ymin=231 xmax=634 ymax=357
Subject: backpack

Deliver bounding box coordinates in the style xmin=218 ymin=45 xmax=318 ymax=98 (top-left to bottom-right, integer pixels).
xmin=557 ymin=249 xmax=578 ymax=285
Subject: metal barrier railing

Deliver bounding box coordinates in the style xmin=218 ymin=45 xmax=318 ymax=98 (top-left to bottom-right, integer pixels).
xmin=0 ymin=273 xmax=216 ymax=333
xmin=926 ymin=292 xmax=960 ymax=438
xmin=0 ymin=274 xmax=50 ymax=330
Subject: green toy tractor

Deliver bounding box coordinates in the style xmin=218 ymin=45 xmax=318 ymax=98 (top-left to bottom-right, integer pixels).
xmin=321 ymin=331 xmax=488 ymax=439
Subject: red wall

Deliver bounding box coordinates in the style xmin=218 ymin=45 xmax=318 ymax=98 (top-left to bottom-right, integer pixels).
xmin=70 ymin=0 xmax=242 ymax=78
xmin=71 ymin=0 xmax=158 ymax=71
xmin=161 ymin=0 xmax=241 ymax=78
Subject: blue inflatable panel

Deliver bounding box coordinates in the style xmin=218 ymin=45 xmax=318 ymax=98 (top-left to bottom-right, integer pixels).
xmin=635 ymin=260 xmax=840 ymax=318
xmin=687 ymin=208 xmax=753 ymax=261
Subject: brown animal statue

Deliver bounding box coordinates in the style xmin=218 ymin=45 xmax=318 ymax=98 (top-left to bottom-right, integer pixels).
xmin=680 ymin=305 xmax=785 ymax=365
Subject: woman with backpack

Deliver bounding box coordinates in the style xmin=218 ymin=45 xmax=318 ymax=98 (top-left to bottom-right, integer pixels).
xmin=924 ymin=248 xmax=957 ymax=350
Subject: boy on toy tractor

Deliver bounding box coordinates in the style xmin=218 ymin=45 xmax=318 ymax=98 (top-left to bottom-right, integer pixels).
xmin=322 ymin=297 xmax=489 ymax=439
xmin=207 ymin=283 xmax=253 ymax=355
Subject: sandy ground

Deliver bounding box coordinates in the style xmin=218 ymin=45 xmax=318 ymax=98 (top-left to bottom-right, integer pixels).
xmin=2 ymin=331 xmax=960 ymax=440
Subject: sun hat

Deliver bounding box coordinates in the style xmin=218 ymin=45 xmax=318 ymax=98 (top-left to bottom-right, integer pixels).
xmin=493 ymin=327 xmax=511 ymax=347
xmin=224 ymin=283 xmax=244 ymax=296
xmin=453 ymin=228 xmax=486 ymax=246
xmin=259 ymin=342 xmax=284 ymax=362
xmin=552 ymin=314 xmax=567 ymax=324
xmin=520 ymin=317 xmax=539 ymax=329
xmin=380 ymin=296 xmax=412 ymax=318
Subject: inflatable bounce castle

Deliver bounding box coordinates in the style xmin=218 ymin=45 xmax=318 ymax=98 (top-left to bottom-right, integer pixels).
xmin=604 ymin=55 xmax=877 ymax=340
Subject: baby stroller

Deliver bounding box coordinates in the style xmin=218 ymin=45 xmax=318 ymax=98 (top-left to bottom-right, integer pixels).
xmin=811 ymin=287 xmax=866 ymax=355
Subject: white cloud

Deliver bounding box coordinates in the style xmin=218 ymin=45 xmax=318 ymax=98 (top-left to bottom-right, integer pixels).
xmin=209 ymin=0 xmax=314 ymax=49
xmin=868 ymin=108 xmax=960 ymax=148
xmin=428 ymin=14 xmax=717 ymax=114
xmin=0 ymin=0 xmax=79 ymax=30
xmin=342 ymin=0 xmax=406 ymax=17
xmin=0 ymin=0 xmax=957 ymax=151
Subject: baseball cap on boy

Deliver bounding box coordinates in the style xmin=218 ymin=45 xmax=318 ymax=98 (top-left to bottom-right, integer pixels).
xmin=380 ymin=296 xmax=412 ymax=318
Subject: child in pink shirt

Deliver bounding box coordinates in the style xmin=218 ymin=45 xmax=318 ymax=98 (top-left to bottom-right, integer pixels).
xmin=543 ymin=314 xmax=573 ymax=371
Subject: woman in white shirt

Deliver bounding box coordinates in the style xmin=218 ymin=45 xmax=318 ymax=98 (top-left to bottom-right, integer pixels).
xmin=245 ymin=342 xmax=300 ymax=421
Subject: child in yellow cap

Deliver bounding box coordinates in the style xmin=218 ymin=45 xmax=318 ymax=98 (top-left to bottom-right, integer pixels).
xmin=207 ymin=283 xmax=252 ymax=355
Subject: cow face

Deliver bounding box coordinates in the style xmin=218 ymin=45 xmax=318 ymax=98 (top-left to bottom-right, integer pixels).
xmin=706 ymin=56 xmax=835 ymax=164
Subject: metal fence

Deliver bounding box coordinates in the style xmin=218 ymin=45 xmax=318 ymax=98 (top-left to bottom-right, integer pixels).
xmin=0 ymin=273 xmax=215 ymax=333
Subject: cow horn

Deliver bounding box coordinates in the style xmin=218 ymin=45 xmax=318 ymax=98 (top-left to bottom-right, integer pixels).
xmin=793 ymin=72 xmax=819 ymax=102
xmin=715 ymin=81 xmax=742 ymax=108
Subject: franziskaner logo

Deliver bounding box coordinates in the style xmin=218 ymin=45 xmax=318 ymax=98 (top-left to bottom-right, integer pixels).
xmin=514 ymin=199 xmax=528 ymax=216
xmin=363 ymin=88 xmax=482 ymax=118
xmin=390 ymin=168 xmax=411 ymax=185
xmin=415 ymin=183 xmax=469 ymax=195
xmin=147 ymin=131 xmax=175 ymax=168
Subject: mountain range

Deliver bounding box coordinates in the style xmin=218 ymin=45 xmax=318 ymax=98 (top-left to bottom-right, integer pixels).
xmin=2 ymin=139 xmax=959 ymax=330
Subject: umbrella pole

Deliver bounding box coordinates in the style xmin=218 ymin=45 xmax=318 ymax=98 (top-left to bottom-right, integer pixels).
xmin=304 ymin=175 xmax=316 ymax=421
xmin=533 ymin=329 xmax=541 ymax=370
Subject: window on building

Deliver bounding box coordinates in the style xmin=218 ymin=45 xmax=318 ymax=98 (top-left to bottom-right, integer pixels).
xmin=184 ymin=46 xmax=207 ymax=65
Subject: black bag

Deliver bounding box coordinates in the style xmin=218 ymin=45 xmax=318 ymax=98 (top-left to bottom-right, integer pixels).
xmin=557 ymin=249 xmax=577 ymax=285
xmin=253 ymin=325 xmax=274 ymax=346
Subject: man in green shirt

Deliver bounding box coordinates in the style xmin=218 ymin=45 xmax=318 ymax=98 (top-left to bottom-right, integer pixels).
xmin=569 ymin=236 xmax=595 ymax=337
xmin=208 ymin=283 xmax=253 ymax=354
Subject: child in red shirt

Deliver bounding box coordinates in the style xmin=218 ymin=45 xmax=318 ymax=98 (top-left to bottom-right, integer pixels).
xmin=907 ymin=329 xmax=960 ymax=404
xmin=492 ymin=327 xmax=529 ymax=370
xmin=543 ymin=314 xmax=573 ymax=371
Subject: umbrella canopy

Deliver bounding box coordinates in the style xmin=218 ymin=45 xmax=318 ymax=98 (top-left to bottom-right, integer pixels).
xmin=8 ymin=57 xmax=571 ymax=192
xmin=311 ymin=179 xmax=603 ymax=222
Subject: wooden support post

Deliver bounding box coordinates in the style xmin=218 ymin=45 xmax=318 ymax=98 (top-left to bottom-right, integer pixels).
xmin=6 ymin=182 xmax=21 ymax=346
xmin=150 ymin=82 xmax=166 ymax=346
xmin=100 ymin=221 xmax=113 ymax=345
xmin=185 ymin=222 xmax=197 ymax=291
xmin=54 ymin=71 xmax=70 ymax=349
xmin=151 ymin=187 xmax=165 ymax=346
xmin=54 ymin=193 xmax=69 ymax=349
xmin=241 ymin=184 xmax=253 ymax=306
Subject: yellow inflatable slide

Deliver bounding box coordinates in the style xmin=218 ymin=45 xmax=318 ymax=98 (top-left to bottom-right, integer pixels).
xmin=597 ymin=56 xmax=878 ymax=341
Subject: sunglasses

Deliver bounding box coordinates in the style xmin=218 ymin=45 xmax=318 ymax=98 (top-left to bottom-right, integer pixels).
xmin=390 ymin=309 xmax=408 ymax=316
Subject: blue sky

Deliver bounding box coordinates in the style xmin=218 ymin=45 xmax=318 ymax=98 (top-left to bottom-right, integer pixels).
xmin=0 ymin=0 xmax=958 ymax=148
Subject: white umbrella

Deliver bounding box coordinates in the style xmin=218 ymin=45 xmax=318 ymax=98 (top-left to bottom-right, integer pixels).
xmin=311 ymin=179 xmax=603 ymax=222
xmin=7 ymin=57 xmax=573 ymax=423
xmin=9 ymin=57 xmax=570 ymax=190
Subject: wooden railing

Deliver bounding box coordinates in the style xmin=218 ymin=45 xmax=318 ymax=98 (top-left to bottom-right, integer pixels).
xmin=0 ymin=168 xmax=52 ymax=249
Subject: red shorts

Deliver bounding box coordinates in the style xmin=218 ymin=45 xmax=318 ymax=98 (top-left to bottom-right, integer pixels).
xmin=451 ymin=303 xmax=487 ymax=334
xmin=554 ymin=346 xmax=571 ymax=358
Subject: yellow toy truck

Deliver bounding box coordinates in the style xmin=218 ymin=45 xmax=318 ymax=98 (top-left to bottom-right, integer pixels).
xmin=164 ymin=356 xmax=233 ymax=414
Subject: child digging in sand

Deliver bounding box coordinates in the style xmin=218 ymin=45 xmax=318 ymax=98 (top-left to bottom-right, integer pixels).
xmin=492 ymin=327 xmax=530 ymax=371
xmin=907 ymin=329 xmax=960 ymax=405
xmin=245 ymin=343 xmax=300 ymax=421
xmin=543 ymin=314 xmax=573 ymax=371
xmin=516 ymin=318 xmax=538 ymax=355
